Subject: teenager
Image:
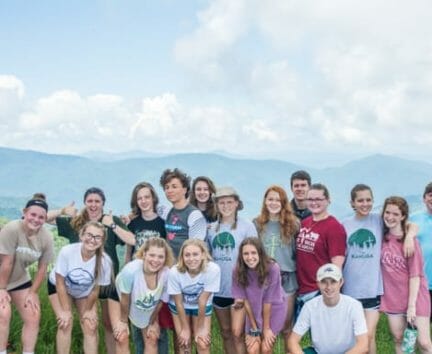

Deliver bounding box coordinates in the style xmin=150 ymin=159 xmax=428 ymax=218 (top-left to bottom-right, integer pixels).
xmin=254 ymin=185 xmax=299 ymax=352
xmin=290 ymin=170 xmax=312 ymax=220
xmin=167 ymin=239 xmax=221 ymax=354
xmin=0 ymin=194 xmax=54 ymax=354
xmin=232 ymin=237 xmax=287 ymax=354
xmin=343 ymin=184 xmax=416 ymax=354
xmin=48 ymin=221 xmax=113 ymax=354
xmin=207 ymin=186 xmax=257 ymax=354
xmin=116 ymin=238 xmax=174 ymax=354
xmin=380 ymin=196 xmax=432 ymax=353
xmin=288 ymin=263 xmax=368 ymax=354
xmin=189 ymin=176 xmax=217 ymax=223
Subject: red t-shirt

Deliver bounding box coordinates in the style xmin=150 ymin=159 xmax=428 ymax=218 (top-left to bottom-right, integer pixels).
xmin=296 ymin=215 xmax=346 ymax=294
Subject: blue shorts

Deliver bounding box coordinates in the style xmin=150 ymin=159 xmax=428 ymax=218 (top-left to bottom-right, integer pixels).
xmin=168 ymin=303 xmax=213 ymax=317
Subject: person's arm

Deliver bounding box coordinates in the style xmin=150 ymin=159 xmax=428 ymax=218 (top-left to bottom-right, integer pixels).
xmin=407 ymin=276 xmax=420 ymax=324
xmin=262 ymin=302 xmax=276 ymax=351
xmin=46 ymin=201 xmax=77 ymax=224
xmin=331 ymin=255 xmax=345 ymax=269
xmin=243 ymin=299 xmax=261 ymax=352
xmin=403 ymin=222 xmax=418 ymax=257
xmin=173 ymin=293 xmax=191 ymax=347
xmin=287 ymin=332 xmax=304 ymax=354
xmin=55 ymin=273 xmax=73 ymax=329
xmin=111 ymin=292 xmax=131 ymax=341
xmin=195 ymin=291 xmax=211 ymax=345
xmin=0 ymin=254 xmax=13 ymax=304
xmin=145 ymin=301 xmax=163 ymax=341
xmin=81 ymin=285 xmax=100 ymax=331
xmin=24 ymin=260 xmax=49 ymax=313
xmin=346 ymin=333 xmax=368 ymax=354
xmin=102 ymin=213 xmax=136 ymax=246
xmin=124 ymin=245 xmax=133 ymax=264
xmin=187 ymin=211 xmax=207 ymax=240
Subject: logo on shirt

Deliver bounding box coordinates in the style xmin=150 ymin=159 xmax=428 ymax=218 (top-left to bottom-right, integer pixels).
xmin=166 ymin=213 xmax=185 ymax=241
xmin=65 ymin=268 xmax=94 ymax=298
xmin=263 ymin=233 xmax=282 ymax=258
xmin=212 ymin=232 xmax=236 ymax=262
xmin=135 ymin=293 xmax=158 ymax=310
xmin=296 ymin=227 xmax=320 ymax=253
xmin=182 ymin=282 xmax=204 ymax=305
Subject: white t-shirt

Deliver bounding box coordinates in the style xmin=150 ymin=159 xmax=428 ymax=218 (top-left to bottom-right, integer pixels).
xmin=293 ymin=294 xmax=367 ymax=354
xmin=167 ymin=261 xmax=220 ymax=310
xmin=49 ymin=243 xmax=112 ymax=299
xmin=116 ymin=259 xmax=169 ymax=329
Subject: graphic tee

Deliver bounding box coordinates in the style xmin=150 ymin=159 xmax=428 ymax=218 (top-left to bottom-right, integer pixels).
xmin=128 ymin=215 xmax=166 ymax=257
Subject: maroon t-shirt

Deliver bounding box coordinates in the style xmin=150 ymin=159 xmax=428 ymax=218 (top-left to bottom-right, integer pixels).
xmin=296 ymin=215 xmax=346 ymax=294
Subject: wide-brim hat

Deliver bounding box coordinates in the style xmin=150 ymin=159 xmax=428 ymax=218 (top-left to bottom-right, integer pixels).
xmin=214 ymin=186 xmax=244 ymax=210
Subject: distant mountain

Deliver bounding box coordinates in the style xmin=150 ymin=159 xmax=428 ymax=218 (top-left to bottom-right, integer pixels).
xmin=82 ymin=150 xmax=167 ymax=161
xmin=0 ymin=147 xmax=430 ymax=219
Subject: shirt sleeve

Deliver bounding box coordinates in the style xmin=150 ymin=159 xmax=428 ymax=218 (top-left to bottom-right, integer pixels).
xmin=231 ymin=268 xmax=246 ymax=300
xmin=352 ymin=300 xmax=368 ymax=336
xmin=0 ymin=222 xmax=18 ymax=255
xmin=167 ymin=267 xmax=182 ymax=295
xmin=263 ymin=263 xmax=282 ymax=303
xmin=40 ymin=231 xmax=55 ymax=264
xmin=327 ymin=217 xmax=347 ymax=258
xmin=99 ymin=254 xmax=113 ymax=286
xmin=247 ymin=220 xmax=258 ymax=237
xmin=54 ymin=246 xmax=69 ymax=277
xmin=187 ymin=210 xmax=207 ymax=240
xmin=116 ymin=261 xmax=134 ymax=294
xmin=407 ymin=240 xmax=425 ymax=278
xmin=292 ymin=302 xmax=312 ymax=336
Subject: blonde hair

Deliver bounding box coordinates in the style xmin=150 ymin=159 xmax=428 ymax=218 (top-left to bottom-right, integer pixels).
xmin=176 ymin=239 xmax=212 ymax=273
xmin=135 ymin=237 xmax=175 ymax=268
xmin=79 ymin=221 xmax=107 ymax=282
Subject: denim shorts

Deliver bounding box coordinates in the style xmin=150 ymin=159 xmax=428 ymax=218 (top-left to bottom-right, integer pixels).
xmin=168 ymin=303 xmax=213 ymax=316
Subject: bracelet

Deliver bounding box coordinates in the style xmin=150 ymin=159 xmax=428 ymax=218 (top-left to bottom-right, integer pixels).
xmin=248 ymin=328 xmax=261 ymax=337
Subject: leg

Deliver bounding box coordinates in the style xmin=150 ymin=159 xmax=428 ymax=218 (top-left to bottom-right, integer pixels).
xmin=157 ymin=328 xmax=169 ymax=354
xmin=131 ymin=323 xmax=144 ymax=354
xmin=143 ymin=326 xmax=158 ymax=354
xmin=282 ymin=293 xmax=296 ymax=354
xmin=48 ymin=293 xmax=73 ymax=354
xmin=414 ymin=316 xmax=432 ymax=353
xmin=364 ymin=309 xmax=380 ymax=354
xmin=0 ymin=295 xmax=12 ymax=352
xmin=171 ymin=313 xmax=192 ymax=354
xmin=387 ymin=314 xmax=406 ymax=354
xmin=231 ymin=306 xmax=246 ymax=354
xmin=214 ymin=307 xmax=235 ymax=354
xmin=76 ymin=298 xmax=99 ymax=354
xmin=10 ymin=289 xmax=40 ymax=353
xmin=102 ymin=299 xmax=117 ymax=354
xmin=192 ymin=315 xmax=211 ymax=354
xmin=107 ymin=299 xmax=130 ymax=354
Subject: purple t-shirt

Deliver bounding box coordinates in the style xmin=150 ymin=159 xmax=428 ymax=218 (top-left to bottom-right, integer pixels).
xmin=380 ymin=235 xmax=431 ymax=316
xmin=232 ymin=262 xmax=287 ymax=334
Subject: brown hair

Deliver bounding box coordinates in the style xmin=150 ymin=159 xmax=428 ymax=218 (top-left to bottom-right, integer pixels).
xmin=382 ymin=196 xmax=409 ymax=243
xmin=71 ymin=188 xmax=105 ymax=232
xmin=189 ymin=176 xmax=217 ymax=221
xmin=135 ymin=237 xmax=175 ymax=268
xmin=130 ymin=182 xmax=159 ymax=218
xmin=176 ymin=239 xmax=212 ymax=274
xmin=255 ymin=185 xmax=299 ymax=244
xmin=159 ymin=168 xmax=191 ymax=198
xmin=234 ymin=237 xmax=272 ymax=288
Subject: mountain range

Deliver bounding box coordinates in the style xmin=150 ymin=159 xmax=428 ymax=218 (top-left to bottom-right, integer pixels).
xmin=0 ymin=147 xmax=430 ymax=220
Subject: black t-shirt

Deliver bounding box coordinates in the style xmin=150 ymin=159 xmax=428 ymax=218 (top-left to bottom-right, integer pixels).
xmin=128 ymin=215 xmax=166 ymax=257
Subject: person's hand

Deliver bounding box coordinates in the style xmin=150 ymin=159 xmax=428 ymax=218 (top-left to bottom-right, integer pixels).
xmin=262 ymin=327 xmax=276 ymax=351
xmin=403 ymin=236 xmax=415 ymax=258
xmin=120 ymin=214 xmax=131 ymax=225
xmin=81 ymin=310 xmax=98 ymax=331
xmin=245 ymin=334 xmax=261 ymax=352
xmin=232 ymin=299 xmax=244 ymax=310
xmin=407 ymin=305 xmax=416 ymax=324
xmin=177 ymin=326 xmax=191 ymax=348
xmin=146 ymin=322 xmax=160 ymax=340
xmin=24 ymin=290 xmax=40 ymax=314
xmin=195 ymin=327 xmax=210 ymax=346
xmin=113 ymin=321 xmax=129 ymax=341
xmin=57 ymin=310 xmax=73 ymax=329
xmin=101 ymin=211 xmax=115 ymax=227
xmin=62 ymin=201 xmax=77 ymax=217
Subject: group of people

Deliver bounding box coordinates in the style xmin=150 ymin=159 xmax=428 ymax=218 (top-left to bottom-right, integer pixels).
xmin=0 ymin=167 xmax=431 ymax=354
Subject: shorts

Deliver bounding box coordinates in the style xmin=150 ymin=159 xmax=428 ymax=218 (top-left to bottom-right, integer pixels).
xmin=9 ymin=280 xmax=32 ymax=292
xmin=280 ymin=271 xmax=298 ymax=295
xmin=100 ymin=284 xmax=119 ymax=301
xmin=159 ymin=302 xmax=174 ymax=329
xmin=213 ymin=296 xmax=234 ymax=309
xmin=47 ymin=280 xmax=57 ymax=295
xmin=168 ymin=303 xmax=213 ymax=317
xmin=358 ymin=296 xmax=381 ymax=310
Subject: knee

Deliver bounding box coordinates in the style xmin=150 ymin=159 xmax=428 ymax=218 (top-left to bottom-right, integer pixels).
xmin=219 ymin=327 xmax=232 ymax=340
xmin=417 ymin=337 xmax=432 ymax=351
xmin=392 ymin=332 xmax=403 ymax=345
xmin=232 ymin=328 xmax=244 ymax=342
xmin=82 ymin=321 xmax=99 ymax=338
xmin=0 ymin=308 xmax=12 ymax=326
xmin=195 ymin=337 xmax=210 ymax=352
xmin=24 ymin=311 xmax=40 ymax=328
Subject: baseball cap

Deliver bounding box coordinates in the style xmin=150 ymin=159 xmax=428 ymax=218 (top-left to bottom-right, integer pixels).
xmin=317 ymin=263 xmax=342 ymax=282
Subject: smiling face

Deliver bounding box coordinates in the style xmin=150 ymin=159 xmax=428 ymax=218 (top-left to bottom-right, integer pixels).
xmin=143 ymin=246 xmax=166 ymax=273
xmin=216 ymin=196 xmax=238 ymax=219
xmin=306 ymin=189 xmax=329 ymax=218
xmin=194 ymin=181 xmax=211 ymax=204
xmin=23 ymin=205 xmax=47 ymax=234
xmin=137 ymin=187 xmax=154 ymax=214
xmin=182 ymin=245 xmax=204 ymax=274
xmin=265 ymin=190 xmax=282 ymax=217
xmin=164 ymin=177 xmax=187 ymax=206
xmin=84 ymin=193 xmax=104 ymax=221
xmin=291 ymin=179 xmax=310 ymax=203
xmin=80 ymin=224 xmax=105 ymax=253
xmin=424 ymin=192 xmax=432 ymax=214
xmin=351 ymin=189 xmax=373 ymax=218
xmin=242 ymin=244 xmax=259 ymax=270
xmin=318 ymin=278 xmax=343 ymax=304
xmin=383 ymin=203 xmax=405 ymax=231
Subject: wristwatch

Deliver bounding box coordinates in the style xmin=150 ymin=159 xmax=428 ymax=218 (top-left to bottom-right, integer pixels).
xmin=110 ymin=223 xmax=117 ymax=230
xmin=248 ymin=328 xmax=261 ymax=337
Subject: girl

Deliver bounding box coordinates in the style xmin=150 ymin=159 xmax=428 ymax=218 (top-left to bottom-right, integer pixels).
xmin=124 ymin=182 xmax=171 ymax=354
xmin=207 ymin=186 xmax=257 ymax=354
xmin=342 ymin=184 xmax=416 ymax=354
xmin=0 ymin=194 xmax=54 ymax=354
xmin=116 ymin=238 xmax=174 ymax=354
xmin=48 ymin=187 xmax=135 ymax=354
xmin=48 ymin=221 xmax=113 ymax=354
xmin=380 ymin=196 xmax=432 ymax=354
xmin=232 ymin=237 xmax=287 ymax=354
xmin=167 ymin=239 xmax=221 ymax=354
xmin=254 ymin=185 xmax=299 ymax=352
xmin=189 ymin=176 xmax=217 ymax=223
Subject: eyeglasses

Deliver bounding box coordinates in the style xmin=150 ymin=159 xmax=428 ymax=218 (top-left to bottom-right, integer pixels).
xmin=83 ymin=232 xmax=103 ymax=242
xmin=306 ymin=198 xmax=327 ymax=203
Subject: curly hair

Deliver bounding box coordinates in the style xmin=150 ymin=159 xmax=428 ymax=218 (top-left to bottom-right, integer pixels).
xmin=254 ymin=185 xmax=299 ymax=244
xmin=159 ymin=168 xmax=191 ymax=198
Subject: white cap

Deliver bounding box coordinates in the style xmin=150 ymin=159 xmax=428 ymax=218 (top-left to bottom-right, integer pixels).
xmin=316 ymin=263 xmax=342 ymax=282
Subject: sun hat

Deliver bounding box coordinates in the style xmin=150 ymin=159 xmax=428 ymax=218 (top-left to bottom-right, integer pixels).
xmin=214 ymin=186 xmax=244 ymax=210
xmin=316 ymin=263 xmax=342 ymax=282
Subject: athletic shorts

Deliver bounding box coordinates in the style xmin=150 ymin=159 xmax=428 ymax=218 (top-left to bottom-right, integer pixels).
xmin=280 ymin=271 xmax=298 ymax=295
xmin=358 ymin=296 xmax=381 ymax=310
xmin=9 ymin=280 xmax=32 ymax=292
xmin=213 ymin=296 xmax=234 ymax=309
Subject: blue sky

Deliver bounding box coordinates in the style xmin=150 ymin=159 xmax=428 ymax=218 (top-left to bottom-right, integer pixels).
xmin=1 ymin=0 xmax=431 ymax=167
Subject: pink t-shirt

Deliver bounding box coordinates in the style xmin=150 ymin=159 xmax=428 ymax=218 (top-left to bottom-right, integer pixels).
xmin=380 ymin=235 xmax=430 ymax=316
xmin=296 ymin=215 xmax=346 ymax=294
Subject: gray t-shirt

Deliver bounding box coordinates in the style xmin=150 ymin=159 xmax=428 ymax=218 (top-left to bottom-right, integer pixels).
xmin=255 ymin=220 xmax=296 ymax=272
xmin=207 ymin=218 xmax=257 ymax=298
xmin=342 ymin=213 xmax=383 ymax=299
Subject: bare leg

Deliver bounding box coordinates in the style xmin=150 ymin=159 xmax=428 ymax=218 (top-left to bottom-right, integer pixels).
xmin=414 ymin=316 xmax=432 ymax=353
xmin=364 ymin=309 xmax=380 ymax=354
xmin=282 ymin=293 xmax=296 ymax=353
xmin=48 ymin=293 xmax=73 ymax=354
xmin=214 ymin=307 xmax=236 ymax=354
xmin=107 ymin=299 xmax=130 ymax=354
xmin=76 ymin=298 xmax=99 ymax=354
xmin=171 ymin=313 xmax=192 ymax=354
xmin=0 ymin=295 xmax=12 ymax=352
xmin=231 ymin=306 xmax=246 ymax=354
xmin=387 ymin=314 xmax=406 ymax=354
xmin=192 ymin=315 xmax=211 ymax=354
xmin=102 ymin=299 xmax=117 ymax=354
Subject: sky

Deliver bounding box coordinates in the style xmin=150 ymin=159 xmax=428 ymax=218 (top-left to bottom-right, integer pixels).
xmin=1 ymin=0 xmax=432 ymax=167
